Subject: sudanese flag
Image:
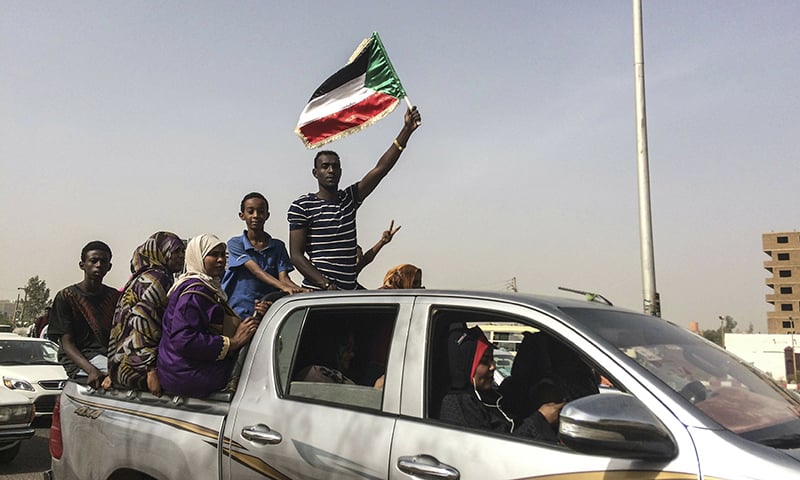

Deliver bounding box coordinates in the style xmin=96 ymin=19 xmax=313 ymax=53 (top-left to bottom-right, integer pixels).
xmin=295 ymin=32 xmax=408 ymax=149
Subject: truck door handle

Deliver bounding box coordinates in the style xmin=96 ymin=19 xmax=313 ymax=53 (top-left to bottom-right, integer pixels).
xmin=241 ymin=424 xmax=282 ymax=445
xmin=397 ymin=454 xmax=459 ymax=479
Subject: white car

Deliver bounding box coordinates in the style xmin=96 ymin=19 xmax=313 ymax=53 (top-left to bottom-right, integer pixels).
xmin=0 ymin=333 xmax=67 ymax=416
xmin=0 ymin=388 xmax=35 ymax=463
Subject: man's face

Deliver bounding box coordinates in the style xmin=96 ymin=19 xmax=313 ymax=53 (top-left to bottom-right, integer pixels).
xmin=80 ymin=250 xmax=112 ymax=281
xmin=313 ymin=154 xmax=342 ymax=190
xmin=239 ymin=197 xmax=270 ymax=232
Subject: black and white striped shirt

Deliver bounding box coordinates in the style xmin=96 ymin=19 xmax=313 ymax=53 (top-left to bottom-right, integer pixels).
xmin=287 ymin=184 xmax=362 ymax=290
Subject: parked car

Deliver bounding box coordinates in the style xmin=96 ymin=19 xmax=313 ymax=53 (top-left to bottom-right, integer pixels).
xmin=0 ymin=333 xmax=67 ymax=416
xmin=0 ymin=387 xmax=35 ymax=463
xmin=49 ymin=290 xmax=800 ymax=479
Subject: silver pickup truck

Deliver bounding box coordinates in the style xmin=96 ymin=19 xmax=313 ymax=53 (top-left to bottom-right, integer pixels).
xmin=48 ymin=290 xmax=800 ymax=479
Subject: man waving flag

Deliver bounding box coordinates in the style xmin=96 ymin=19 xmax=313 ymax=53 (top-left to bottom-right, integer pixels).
xmin=295 ymin=32 xmax=410 ymax=149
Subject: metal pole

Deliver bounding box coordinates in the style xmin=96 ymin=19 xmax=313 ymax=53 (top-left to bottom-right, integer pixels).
xmin=13 ymin=291 xmax=21 ymax=328
xmin=791 ymin=317 xmax=797 ymax=382
xmin=632 ymin=0 xmax=660 ymax=317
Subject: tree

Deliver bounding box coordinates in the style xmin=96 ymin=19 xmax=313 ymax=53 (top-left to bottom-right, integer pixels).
xmin=20 ymin=276 xmax=50 ymax=326
xmin=700 ymin=315 xmax=737 ymax=347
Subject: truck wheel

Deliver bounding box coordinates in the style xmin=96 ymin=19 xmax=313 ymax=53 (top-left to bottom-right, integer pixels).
xmin=0 ymin=442 xmax=21 ymax=464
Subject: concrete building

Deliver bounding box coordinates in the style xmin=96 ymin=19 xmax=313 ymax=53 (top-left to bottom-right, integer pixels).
xmin=0 ymin=299 xmax=16 ymax=322
xmin=763 ymin=231 xmax=800 ymax=334
xmin=725 ymin=333 xmax=797 ymax=383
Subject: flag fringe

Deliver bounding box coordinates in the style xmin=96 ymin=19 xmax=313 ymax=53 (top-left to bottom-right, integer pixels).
xmin=294 ymin=99 xmax=400 ymax=149
xmin=347 ymin=36 xmax=373 ymax=65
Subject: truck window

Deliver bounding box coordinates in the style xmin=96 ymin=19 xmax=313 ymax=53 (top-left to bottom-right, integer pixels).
xmin=427 ymin=307 xmax=611 ymax=443
xmin=276 ymin=305 xmax=398 ymax=410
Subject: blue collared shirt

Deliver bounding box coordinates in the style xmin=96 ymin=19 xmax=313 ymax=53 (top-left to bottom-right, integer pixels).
xmin=222 ymin=231 xmax=294 ymax=318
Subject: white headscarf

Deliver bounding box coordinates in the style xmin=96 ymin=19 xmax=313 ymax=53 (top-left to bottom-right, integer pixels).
xmin=167 ymin=233 xmax=227 ymax=300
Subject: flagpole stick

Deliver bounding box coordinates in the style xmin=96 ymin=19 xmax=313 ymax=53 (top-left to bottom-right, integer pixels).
xmin=403 ymin=96 xmax=420 ymax=126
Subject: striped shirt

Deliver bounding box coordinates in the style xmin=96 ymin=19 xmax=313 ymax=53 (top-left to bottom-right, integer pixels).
xmin=287 ymin=184 xmax=361 ymax=290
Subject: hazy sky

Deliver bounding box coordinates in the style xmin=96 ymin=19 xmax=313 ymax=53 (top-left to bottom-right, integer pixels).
xmin=2 ymin=1 xmax=798 ymax=332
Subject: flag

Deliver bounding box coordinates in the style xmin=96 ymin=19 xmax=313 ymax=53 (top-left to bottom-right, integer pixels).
xmin=295 ymin=32 xmax=407 ymax=149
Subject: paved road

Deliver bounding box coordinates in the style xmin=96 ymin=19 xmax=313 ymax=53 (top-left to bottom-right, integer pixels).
xmin=1 ymin=417 xmax=51 ymax=480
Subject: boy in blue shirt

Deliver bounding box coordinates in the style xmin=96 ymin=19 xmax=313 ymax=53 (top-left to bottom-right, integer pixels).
xmin=223 ymin=192 xmax=307 ymax=318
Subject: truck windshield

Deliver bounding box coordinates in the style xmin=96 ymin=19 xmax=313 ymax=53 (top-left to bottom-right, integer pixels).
xmin=562 ymin=307 xmax=800 ymax=449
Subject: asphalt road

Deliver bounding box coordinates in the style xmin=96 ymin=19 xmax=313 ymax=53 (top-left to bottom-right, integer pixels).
xmin=1 ymin=417 xmax=51 ymax=480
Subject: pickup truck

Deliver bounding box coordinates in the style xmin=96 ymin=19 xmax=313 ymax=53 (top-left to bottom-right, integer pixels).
xmin=48 ymin=290 xmax=800 ymax=479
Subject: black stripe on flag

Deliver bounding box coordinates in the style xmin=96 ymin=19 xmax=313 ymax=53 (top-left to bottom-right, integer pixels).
xmin=308 ymin=44 xmax=371 ymax=101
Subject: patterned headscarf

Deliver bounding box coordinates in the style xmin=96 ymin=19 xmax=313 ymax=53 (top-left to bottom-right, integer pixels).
xmin=168 ymin=234 xmax=227 ymax=300
xmin=128 ymin=231 xmax=185 ymax=278
xmin=379 ymin=264 xmax=422 ymax=289
xmin=108 ymin=231 xmax=184 ymax=385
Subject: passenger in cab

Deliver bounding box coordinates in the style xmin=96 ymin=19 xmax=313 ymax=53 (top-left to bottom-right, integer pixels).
xmin=439 ymin=325 xmax=563 ymax=442
xmin=379 ymin=264 xmax=423 ymax=289
xmin=157 ymin=234 xmax=265 ymax=398
xmin=106 ymin=232 xmax=185 ymax=395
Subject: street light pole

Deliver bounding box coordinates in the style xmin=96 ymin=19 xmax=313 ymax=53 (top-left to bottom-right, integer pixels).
xmin=791 ymin=317 xmax=796 ymax=383
xmin=12 ymin=287 xmax=27 ymax=328
xmin=632 ymin=0 xmax=660 ymax=317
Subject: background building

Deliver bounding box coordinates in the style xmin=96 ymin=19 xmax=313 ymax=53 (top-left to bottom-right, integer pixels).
xmin=764 ymin=231 xmax=800 ymax=334
xmin=726 ymin=333 xmax=797 ymax=383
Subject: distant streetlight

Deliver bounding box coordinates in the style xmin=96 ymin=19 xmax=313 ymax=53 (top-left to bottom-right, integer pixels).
xmin=14 ymin=287 xmax=27 ymax=328
xmin=718 ymin=315 xmax=726 ymax=348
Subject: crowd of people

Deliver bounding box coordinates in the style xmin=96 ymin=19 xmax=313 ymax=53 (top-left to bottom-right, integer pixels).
xmin=46 ymin=107 xmax=424 ymax=397
xmin=44 ymin=104 xmax=576 ymax=443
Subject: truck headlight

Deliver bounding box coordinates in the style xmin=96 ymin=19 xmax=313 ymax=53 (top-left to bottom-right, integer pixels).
xmin=2 ymin=377 xmax=35 ymax=392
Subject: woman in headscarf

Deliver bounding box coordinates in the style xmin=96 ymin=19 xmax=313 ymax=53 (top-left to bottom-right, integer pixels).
xmin=157 ymin=234 xmax=264 ymax=398
xmin=106 ymin=232 xmax=185 ymax=395
xmin=379 ymin=264 xmax=422 ymax=289
xmin=438 ymin=324 xmax=562 ymax=441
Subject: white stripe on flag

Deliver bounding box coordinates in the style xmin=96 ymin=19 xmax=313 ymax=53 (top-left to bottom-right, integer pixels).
xmin=297 ymin=75 xmax=374 ymax=126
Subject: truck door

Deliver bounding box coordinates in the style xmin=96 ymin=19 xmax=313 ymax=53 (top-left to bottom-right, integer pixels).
xmin=390 ymin=297 xmax=701 ymax=480
xmin=224 ymin=295 xmax=413 ymax=480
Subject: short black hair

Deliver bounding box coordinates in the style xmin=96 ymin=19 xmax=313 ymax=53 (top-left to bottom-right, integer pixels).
xmin=81 ymin=240 xmax=112 ymax=261
xmin=240 ymin=192 xmax=268 ymax=212
xmin=314 ymin=150 xmax=339 ymax=168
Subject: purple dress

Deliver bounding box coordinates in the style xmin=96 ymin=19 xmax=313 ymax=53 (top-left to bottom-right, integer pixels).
xmin=157 ymin=279 xmax=234 ymax=397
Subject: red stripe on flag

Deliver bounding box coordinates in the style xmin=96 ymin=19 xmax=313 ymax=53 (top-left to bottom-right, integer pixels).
xmin=299 ymin=91 xmax=398 ymax=147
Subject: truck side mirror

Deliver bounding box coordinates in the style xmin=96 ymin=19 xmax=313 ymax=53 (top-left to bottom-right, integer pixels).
xmin=559 ymin=392 xmax=677 ymax=461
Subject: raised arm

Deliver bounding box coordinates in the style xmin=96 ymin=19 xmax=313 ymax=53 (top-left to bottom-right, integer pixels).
xmin=357 ymin=220 xmax=401 ymax=273
xmin=289 ymin=227 xmax=337 ymax=290
xmin=357 ymin=106 xmax=421 ymax=200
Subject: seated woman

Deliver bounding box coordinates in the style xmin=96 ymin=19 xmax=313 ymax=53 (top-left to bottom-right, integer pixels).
xmin=378 ymin=264 xmax=423 ymax=289
xmin=439 ymin=325 xmax=563 ymax=441
xmin=106 ymin=232 xmax=185 ymax=395
xmin=157 ymin=234 xmax=264 ymax=398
